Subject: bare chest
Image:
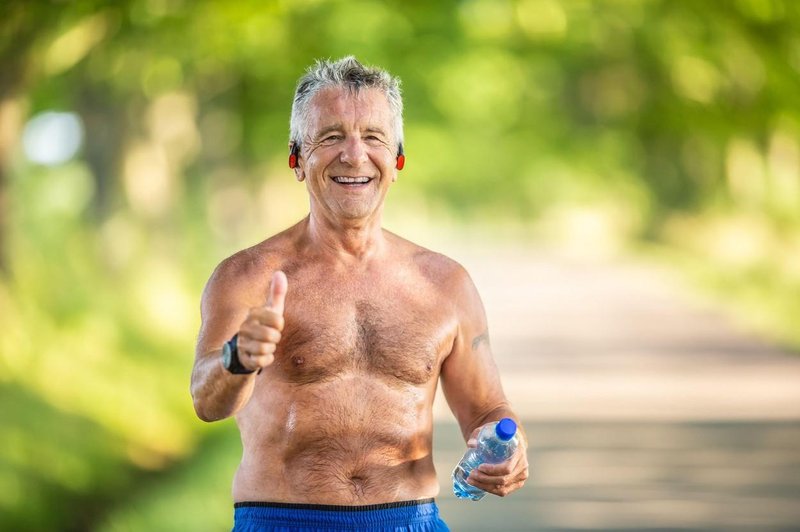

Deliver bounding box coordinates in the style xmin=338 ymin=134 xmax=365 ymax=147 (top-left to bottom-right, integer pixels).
xmin=271 ymin=281 xmax=455 ymax=386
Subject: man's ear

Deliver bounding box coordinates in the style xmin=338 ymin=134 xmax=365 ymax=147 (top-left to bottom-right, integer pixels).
xmin=294 ymin=165 xmax=305 ymax=182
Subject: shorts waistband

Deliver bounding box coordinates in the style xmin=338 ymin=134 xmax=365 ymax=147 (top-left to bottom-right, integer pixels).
xmin=234 ymin=498 xmax=435 ymax=512
xmin=233 ymin=498 xmax=440 ymax=527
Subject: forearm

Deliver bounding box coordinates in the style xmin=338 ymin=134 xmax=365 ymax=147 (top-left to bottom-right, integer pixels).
xmin=190 ymin=351 xmax=257 ymax=422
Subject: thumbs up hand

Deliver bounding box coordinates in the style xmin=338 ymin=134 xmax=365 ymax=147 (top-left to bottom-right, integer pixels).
xmin=236 ymin=270 xmax=288 ymax=372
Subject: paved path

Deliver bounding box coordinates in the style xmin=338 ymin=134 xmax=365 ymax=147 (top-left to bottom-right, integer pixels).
xmin=428 ymin=248 xmax=800 ymax=531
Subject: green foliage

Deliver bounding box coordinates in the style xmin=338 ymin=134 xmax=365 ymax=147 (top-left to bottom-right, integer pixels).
xmin=96 ymin=424 xmax=241 ymax=532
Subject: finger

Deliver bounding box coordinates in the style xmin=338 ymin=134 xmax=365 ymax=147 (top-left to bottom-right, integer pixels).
xmin=467 ymin=473 xmax=524 ymax=497
xmin=489 ymin=481 xmax=524 ymax=498
xmin=248 ymin=308 xmax=285 ymax=331
xmin=466 ymin=468 xmax=507 ymax=486
xmin=468 ymin=461 xmax=527 ymax=488
xmin=237 ymin=340 xmax=276 ymax=370
xmin=477 ymin=457 xmax=517 ymax=476
xmin=240 ymin=322 xmax=282 ymax=344
xmin=241 ymin=338 xmax=277 ymax=357
xmin=247 ymin=353 xmax=275 ymax=369
xmin=478 ymin=449 xmax=521 ymax=475
xmin=466 ymin=473 xmax=506 ymax=492
xmin=266 ymin=270 xmax=288 ymax=315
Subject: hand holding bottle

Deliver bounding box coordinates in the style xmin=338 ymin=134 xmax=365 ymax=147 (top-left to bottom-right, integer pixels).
xmin=453 ymin=418 xmax=529 ymax=499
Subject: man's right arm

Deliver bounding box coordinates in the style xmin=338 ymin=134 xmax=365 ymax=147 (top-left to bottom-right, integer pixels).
xmin=190 ymin=259 xmax=286 ymax=422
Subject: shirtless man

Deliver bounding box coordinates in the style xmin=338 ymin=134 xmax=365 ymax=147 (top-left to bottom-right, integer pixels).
xmin=191 ymin=56 xmax=529 ymax=531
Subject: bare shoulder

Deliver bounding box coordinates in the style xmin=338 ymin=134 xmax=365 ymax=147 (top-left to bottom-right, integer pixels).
xmin=385 ymin=231 xmax=475 ymax=298
xmin=197 ymin=227 xmax=299 ymax=353
xmin=203 ymin=227 xmax=296 ymax=306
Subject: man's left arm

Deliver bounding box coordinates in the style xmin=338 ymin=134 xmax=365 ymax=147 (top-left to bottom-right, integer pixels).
xmin=439 ymin=265 xmax=529 ymax=497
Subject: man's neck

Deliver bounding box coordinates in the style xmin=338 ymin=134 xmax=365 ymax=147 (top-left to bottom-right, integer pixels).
xmin=303 ymin=212 xmax=386 ymax=262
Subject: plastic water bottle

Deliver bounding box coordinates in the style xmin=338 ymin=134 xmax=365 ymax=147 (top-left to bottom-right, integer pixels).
xmin=452 ymin=418 xmax=519 ymax=501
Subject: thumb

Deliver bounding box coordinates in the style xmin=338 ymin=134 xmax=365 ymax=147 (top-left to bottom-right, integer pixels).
xmin=266 ymin=270 xmax=288 ymax=315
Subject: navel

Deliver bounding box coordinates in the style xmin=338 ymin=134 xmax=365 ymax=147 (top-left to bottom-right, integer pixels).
xmin=349 ymin=474 xmax=367 ymax=497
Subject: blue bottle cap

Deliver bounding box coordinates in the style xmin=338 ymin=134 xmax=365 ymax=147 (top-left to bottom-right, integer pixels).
xmin=495 ymin=418 xmax=517 ymax=441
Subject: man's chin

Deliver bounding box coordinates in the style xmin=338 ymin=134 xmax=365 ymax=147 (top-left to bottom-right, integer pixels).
xmin=329 ymin=200 xmax=380 ymax=221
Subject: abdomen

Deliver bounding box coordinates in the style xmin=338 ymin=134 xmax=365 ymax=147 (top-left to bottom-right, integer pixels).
xmin=233 ymin=373 xmax=439 ymax=504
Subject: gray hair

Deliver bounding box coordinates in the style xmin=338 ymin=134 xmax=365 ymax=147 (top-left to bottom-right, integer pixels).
xmin=289 ymin=56 xmax=404 ymax=151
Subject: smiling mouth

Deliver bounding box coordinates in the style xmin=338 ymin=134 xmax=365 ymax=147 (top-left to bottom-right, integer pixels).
xmin=331 ymin=176 xmax=373 ymax=185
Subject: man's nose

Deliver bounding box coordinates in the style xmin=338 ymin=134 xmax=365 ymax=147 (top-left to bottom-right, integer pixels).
xmin=339 ymin=137 xmax=368 ymax=166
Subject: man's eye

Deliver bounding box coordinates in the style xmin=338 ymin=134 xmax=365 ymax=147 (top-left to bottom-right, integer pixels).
xmin=322 ymin=135 xmax=341 ymax=143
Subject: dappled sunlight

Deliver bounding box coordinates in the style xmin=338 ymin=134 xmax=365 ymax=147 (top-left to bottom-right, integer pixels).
xmin=18 ymin=308 xmax=194 ymax=456
xmin=579 ymin=64 xmax=644 ymax=119
xmin=536 ymin=203 xmax=639 ymax=260
xmin=0 ymin=98 xmax=25 ymax=158
xmin=123 ymin=141 xmax=173 ymax=217
xmin=671 ymin=55 xmax=723 ymax=104
xmin=146 ymin=91 xmax=200 ymax=169
xmin=99 ymin=213 xmax=146 ymax=270
xmin=325 ymin=1 xmax=411 ymax=52
xmin=458 ymin=0 xmax=516 ymax=41
xmin=516 ymin=0 xmax=568 ymax=41
xmin=726 ymin=138 xmax=768 ymax=207
xmin=141 ymin=56 xmax=184 ymax=97
xmin=44 ymin=12 xmax=114 ymax=76
xmin=22 ymin=111 xmax=85 ymax=166
xmin=257 ymin=170 xmax=310 ymax=233
xmin=432 ymin=50 xmax=525 ymax=128
xmin=207 ymin=181 xmax=254 ymax=241
xmin=122 ymin=91 xmax=199 ymax=217
xmin=199 ymin=108 xmax=242 ymax=161
xmin=767 ymin=129 xmax=800 ymax=214
xmin=720 ymin=35 xmax=765 ymax=99
xmin=33 ymin=163 xmax=95 ymax=216
xmin=133 ymin=258 xmax=195 ymax=341
xmin=663 ymin=213 xmax=774 ymax=269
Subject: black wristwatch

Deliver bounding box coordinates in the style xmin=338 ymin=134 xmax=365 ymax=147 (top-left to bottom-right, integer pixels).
xmin=221 ymin=334 xmax=255 ymax=374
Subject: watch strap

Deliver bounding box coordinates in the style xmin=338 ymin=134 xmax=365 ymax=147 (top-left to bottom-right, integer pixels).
xmin=223 ymin=333 xmax=256 ymax=374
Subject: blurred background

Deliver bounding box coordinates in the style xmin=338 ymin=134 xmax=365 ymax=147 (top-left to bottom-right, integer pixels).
xmin=1 ymin=0 xmax=799 ymax=530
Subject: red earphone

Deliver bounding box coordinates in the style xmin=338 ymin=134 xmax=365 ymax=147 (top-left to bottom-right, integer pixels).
xmin=395 ymin=144 xmax=405 ymax=170
xmin=288 ymin=143 xmax=405 ymax=170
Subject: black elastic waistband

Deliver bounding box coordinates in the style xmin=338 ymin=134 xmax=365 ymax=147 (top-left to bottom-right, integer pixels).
xmin=234 ymin=498 xmax=435 ymax=512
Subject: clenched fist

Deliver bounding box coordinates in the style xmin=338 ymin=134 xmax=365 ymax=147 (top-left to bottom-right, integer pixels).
xmin=235 ymin=270 xmax=288 ymax=372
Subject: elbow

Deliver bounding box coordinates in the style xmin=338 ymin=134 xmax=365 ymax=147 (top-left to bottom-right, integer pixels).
xmin=193 ymin=402 xmax=218 ymax=423
xmin=193 ymin=398 xmax=230 ymax=423
xmin=191 ymin=385 xmax=225 ymax=423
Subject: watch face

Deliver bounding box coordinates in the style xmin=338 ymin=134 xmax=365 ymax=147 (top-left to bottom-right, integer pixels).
xmin=222 ymin=341 xmax=233 ymax=369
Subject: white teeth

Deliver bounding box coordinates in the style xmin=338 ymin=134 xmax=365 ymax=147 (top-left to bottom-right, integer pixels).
xmin=333 ymin=176 xmax=370 ymax=184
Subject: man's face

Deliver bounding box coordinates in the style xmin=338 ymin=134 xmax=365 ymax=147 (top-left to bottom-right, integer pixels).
xmin=295 ymin=86 xmax=398 ymax=223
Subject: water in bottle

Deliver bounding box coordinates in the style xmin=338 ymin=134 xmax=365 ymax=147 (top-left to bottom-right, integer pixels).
xmin=452 ymin=417 xmax=518 ymax=500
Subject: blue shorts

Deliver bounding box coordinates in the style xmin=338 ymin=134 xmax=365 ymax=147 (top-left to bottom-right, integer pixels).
xmin=232 ymin=498 xmax=450 ymax=532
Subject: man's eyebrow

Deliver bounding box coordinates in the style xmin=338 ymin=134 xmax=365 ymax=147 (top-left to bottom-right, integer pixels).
xmin=314 ymin=125 xmax=343 ymax=139
xmin=364 ymin=127 xmax=388 ymax=136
